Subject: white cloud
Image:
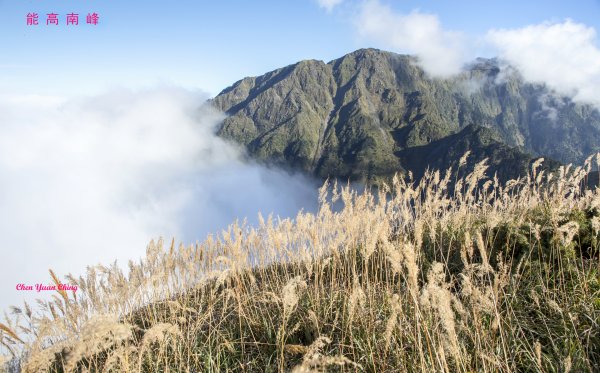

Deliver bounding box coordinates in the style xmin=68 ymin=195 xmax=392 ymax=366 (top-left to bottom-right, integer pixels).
xmin=355 ymin=0 xmax=469 ymax=77
xmin=487 ymin=20 xmax=600 ymax=106
xmin=348 ymin=1 xmax=600 ymax=106
xmin=535 ymin=93 xmax=567 ymax=122
xmin=317 ymin=0 xmax=344 ymax=12
xmin=0 ymin=88 xmax=317 ymax=311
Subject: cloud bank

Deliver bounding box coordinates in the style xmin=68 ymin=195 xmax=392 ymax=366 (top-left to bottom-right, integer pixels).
xmin=487 ymin=20 xmax=600 ymax=106
xmin=342 ymin=1 xmax=600 ymax=107
xmin=355 ymin=0 xmax=468 ymax=77
xmin=0 ymin=88 xmax=318 ymax=311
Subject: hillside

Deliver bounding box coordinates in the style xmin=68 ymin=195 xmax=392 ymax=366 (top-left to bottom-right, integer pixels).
xmin=5 ymin=159 xmax=599 ymax=372
xmin=212 ymin=48 xmax=600 ymax=181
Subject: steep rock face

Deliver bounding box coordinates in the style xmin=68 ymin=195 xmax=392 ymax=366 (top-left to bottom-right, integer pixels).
xmin=212 ymin=48 xmax=600 ymax=181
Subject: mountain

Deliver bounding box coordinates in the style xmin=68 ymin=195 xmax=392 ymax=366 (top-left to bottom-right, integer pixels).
xmin=211 ymin=48 xmax=600 ymax=182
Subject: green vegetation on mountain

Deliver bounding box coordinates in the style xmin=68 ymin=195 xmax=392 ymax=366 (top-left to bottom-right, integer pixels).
xmin=212 ymin=48 xmax=600 ymax=181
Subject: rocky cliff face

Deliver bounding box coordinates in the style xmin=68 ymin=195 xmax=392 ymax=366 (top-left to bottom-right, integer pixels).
xmin=212 ymin=48 xmax=600 ymax=181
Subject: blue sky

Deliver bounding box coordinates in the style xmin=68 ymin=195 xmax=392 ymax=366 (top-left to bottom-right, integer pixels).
xmin=1 ymin=0 xmax=599 ymax=96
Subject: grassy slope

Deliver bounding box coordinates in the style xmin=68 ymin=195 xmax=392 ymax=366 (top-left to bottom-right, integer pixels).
xmin=2 ymin=156 xmax=600 ymax=372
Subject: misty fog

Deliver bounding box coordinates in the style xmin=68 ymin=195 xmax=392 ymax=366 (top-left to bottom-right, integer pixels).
xmin=0 ymin=87 xmax=319 ymax=311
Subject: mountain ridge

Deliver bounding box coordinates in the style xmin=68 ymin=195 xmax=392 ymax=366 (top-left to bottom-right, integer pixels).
xmin=212 ymin=48 xmax=600 ymax=182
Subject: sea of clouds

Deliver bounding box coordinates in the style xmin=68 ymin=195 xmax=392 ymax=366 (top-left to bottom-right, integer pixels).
xmin=0 ymin=87 xmax=318 ymax=311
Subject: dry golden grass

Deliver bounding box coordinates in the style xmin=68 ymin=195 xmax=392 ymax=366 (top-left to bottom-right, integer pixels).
xmin=1 ymin=154 xmax=600 ymax=372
